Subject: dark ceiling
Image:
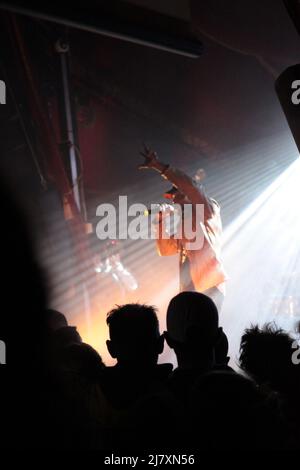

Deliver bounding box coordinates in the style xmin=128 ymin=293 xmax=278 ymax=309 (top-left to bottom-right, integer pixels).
xmin=0 ymin=0 xmax=299 ymax=206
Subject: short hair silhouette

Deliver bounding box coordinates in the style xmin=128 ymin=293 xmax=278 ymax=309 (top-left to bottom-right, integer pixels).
xmin=45 ymin=309 xmax=68 ymax=331
xmin=106 ymin=303 xmax=163 ymax=366
xmin=166 ymin=291 xmax=219 ymax=346
xmin=165 ymin=292 xmax=220 ymax=370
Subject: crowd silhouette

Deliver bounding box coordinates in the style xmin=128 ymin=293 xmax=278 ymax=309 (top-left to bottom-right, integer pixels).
xmin=1 ymin=183 xmax=300 ymax=450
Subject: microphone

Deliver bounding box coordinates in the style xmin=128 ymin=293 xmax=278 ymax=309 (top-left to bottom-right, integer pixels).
xmin=143 ymin=204 xmax=174 ymax=216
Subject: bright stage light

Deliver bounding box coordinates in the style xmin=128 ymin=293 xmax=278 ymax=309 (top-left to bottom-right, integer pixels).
xmin=221 ymin=157 xmax=300 ymax=364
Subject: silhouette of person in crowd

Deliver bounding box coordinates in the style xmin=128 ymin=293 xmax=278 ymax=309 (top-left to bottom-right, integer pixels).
xmin=101 ymin=303 xmax=172 ymax=410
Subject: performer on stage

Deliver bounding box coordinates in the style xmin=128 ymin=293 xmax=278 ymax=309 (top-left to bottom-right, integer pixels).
xmin=139 ymin=145 xmax=227 ymax=311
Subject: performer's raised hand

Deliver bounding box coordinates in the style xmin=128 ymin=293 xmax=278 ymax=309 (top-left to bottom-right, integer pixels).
xmin=138 ymin=144 xmax=160 ymax=171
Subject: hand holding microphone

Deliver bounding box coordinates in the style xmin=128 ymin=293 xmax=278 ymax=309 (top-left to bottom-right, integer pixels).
xmin=144 ymin=203 xmax=174 ymax=216
xmin=144 ymin=204 xmax=179 ymax=232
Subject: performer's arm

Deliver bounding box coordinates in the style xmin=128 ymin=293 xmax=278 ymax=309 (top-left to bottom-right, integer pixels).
xmin=139 ymin=145 xmax=214 ymax=215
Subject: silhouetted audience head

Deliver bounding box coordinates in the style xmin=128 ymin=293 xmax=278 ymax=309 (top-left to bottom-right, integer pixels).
xmin=106 ymin=303 xmax=164 ymax=367
xmin=61 ymin=342 xmax=105 ymax=378
xmin=165 ymin=292 xmax=220 ymax=368
xmin=239 ymin=323 xmax=296 ymax=394
xmin=45 ymin=309 xmax=68 ymax=331
xmin=45 ymin=309 xmax=82 ymax=357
